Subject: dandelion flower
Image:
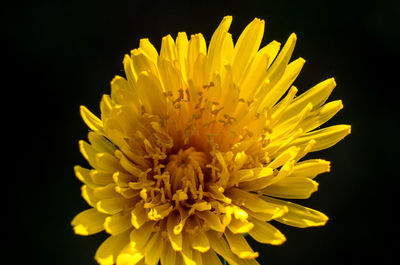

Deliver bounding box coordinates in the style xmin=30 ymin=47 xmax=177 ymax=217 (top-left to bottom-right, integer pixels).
xmin=72 ymin=16 xmax=351 ymax=265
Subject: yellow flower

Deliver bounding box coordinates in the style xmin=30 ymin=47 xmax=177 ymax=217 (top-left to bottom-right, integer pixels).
xmin=72 ymin=16 xmax=350 ymax=265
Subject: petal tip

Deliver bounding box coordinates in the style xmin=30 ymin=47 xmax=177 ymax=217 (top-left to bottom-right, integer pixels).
xmin=72 ymin=224 xmax=90 ymax=235
xmin=329 ymin=77 xmax=337 ymax=87
xmin=223 ymin=15 xmax=233 ymax=21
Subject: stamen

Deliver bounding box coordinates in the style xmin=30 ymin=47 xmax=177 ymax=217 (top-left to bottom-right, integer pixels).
xmin=194 ymin=94 xmax=204 ymax=109
xmin=202 ymin=81 xmax=215 ymax=89
xmin=185 ymin=89 xmax=191 ymax=102
xmin=211 ymin=107 xmax=224 ymax=115
xmin=173 ymin=89 xmax=184 ymax=104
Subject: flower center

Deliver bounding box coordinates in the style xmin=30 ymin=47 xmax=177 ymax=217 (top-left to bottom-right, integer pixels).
xmin=165 ymin=147 xmax=208 ymax=197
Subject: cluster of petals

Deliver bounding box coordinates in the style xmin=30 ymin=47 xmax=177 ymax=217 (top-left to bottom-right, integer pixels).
xmin=72 ymin=16 xmax=351 ymax=265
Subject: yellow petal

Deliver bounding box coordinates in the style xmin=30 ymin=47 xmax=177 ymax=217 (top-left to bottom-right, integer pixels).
xmin=96 ymin=197 xmax=125 ymax=215
xmin=110 ymin=75 xmax=140 ymax=114
xmin=79 ymin=138 xmax=118 ymax=173
xmin=104 ymin=212 xmax=131 ymax=235
xmin=291 ymin=159 xmax=331 ymax=179
xmin=215 ymin=151 xmax=230 ymax=188
xmin=100 ymin=94 xmax=113 ymax=120
xmin=91 ymin=170 xmax=113 ymax=185
xmin=116 ymin=250 xmax=144 ymax=265
xmin=269 ymin=102 xmax=312 ymax=142
xmin=160 ymin=34 xmax=177 ymax=61
xmin=248 ymin=218 xmax=286 ymax=245
xmin=189 ymin=201 xmax=212 ymax=214
xmin=79 ymin=140 xmax=99 ymax=169
xmin=245 ymin=206 xmax=287 ymax=222
xmin=224 ymin=229 xmax=259 ymax=259
xmin=206 ymin=231 xmax=261 ymax=265
xmin=205 ymin=231 xmax=240 ymax=265
xmin=144 ymin=232 xmax=162 ymax=265
xmin=74 ymin=165 xmax=93 ymax=184
xmin=160 ymin=239 xmax=177 ymax=265
xmin=117 ymin=151 xmax=144 ymax=178
xmin=228 ymin=217 xmax=254 ymax=234
xmin=259 ymin=57 xmax=305 ymax=111
xmin=266 ymin=128 xmax=304 ymax=156
xmin=122 ymin=55 xmax=137 ymax=89
xmin=206 ymin=184 xmax=232 ymax=204
xmin=131 ymin=201 xmax=149 ymax=229
xmin=233 ymin=151 xmax=248 ymax=170
xmin=88 ymin=131 xmax=114 ymax=154
xmin=71 ymin=208 xmax=108 ymax=235
xmin=293 ymin=139 xmax=316 ymax=162
xmin=267 ymin=146 xmax=299 ymax=169
xmin=262 ymin=177 xmax=319 ymax=199
xmin=135 ymin=71 xmax=166 ymax=116
xmin=188 ymin=33 xmax=207 ymax=63
xmin=237 ymin=51 xmax=269 ymax=105
xmin=192 ymin=250 xmax=203 ymax=265
xmin=93 ymin=183 xmax=118 ymax=199
xmin=237 ymin=175 xmax=276 ymax=191
xmin=232 ymin=18 xmax=265 ymax=84
xmin=167 ymin=212 xmax=182 ymax=251
xmin=221 ymin=32 xmax=234 ymax=65
xmin=242 ymin=159 xmax=295 ymax=191
xmin=80 ymin=105 xmax=103 ymax=132
xmin=112 ymin=171 xmax=136 ymax=188
xmin=196 ymin=210 xmax=225 ymax=232
xmin=147 ymin=202 xmax=173 ymax=221
xmin=176 ymin=32 xmax=189 ymax=82
xmin=115 ymin=186 xmax=139 ymax=199
xmin=262 ymin=196 xmax=329 ymax=227
xmin=181 ymin=237 xmax=196 ymax=265
xmin=191 ymin=56 xmax=208 ymax=101
xmin=95 ymin=152 xmax=121 ymax=172
xmin=130 ymin=221 xmax=155 ymax=251
xmin=291 ymin=124 xmax=351 ymax=152
xmin=261 ymin=40 xmax=281 ymax=69
xmin=95 ymin=230 xmax=130 ymax=265
xmin=139 ymin=38 xmax=158 ymax=62
xmin=201 ymin=249 xmax=223 ymax=265
xmin=207 ymin=16 xmax=232 ymax=80
xmin=263 ymin=33 xmax=297 ymax=88
xmin=300 ymin=100 xmax=343 ymax=133
xmin=190 ymin=230 xmax=210 ymax=253
xmin=187 ymin=33 xmax=207 ymax=81
xmin=282 ymin=77 xmax=336 ymax=120
xmin=158 ymin=59 xmax=184 ymax=99
xmin=226 ymin=187 xmax=285 ymax=216
xmin=270 ymin=86 xmax=299 ymax=128
xmin=236 ymin=167 xmax=273 ymax=183
xmin=81 ymin=185 xmax=99 ymax=207
xmin=131 ymin=48 xmax=159 ymax=78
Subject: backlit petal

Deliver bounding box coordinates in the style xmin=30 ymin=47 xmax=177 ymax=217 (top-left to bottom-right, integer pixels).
xmin=262 ymin=196 xmax=329 ymax=227
xmin=224 ymin=229 xmax=259 ymax=259
xmin=248 ymin=218 xmax=286 ymax=245
xmin=263 ymin=177 xmax=319 ymax=199
xmin=71 ymin=208 xmax=108 ymax=235
xmin=95 ymin=231 xmax=130 ymax=265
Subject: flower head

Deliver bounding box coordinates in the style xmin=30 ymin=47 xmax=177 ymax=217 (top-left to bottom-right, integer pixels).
xmin=72 ymin=16 xmax=350 ymax=265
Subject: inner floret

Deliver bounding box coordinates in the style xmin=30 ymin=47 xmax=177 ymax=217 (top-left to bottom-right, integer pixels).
xmin=165 ymin=147 xmax=209 ymax=196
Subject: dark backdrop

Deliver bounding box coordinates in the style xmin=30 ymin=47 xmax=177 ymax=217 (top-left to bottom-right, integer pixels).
xmin=3 ymin=0 xmax=398 ymax=264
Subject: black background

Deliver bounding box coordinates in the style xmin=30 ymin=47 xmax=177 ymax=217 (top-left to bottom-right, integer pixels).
xmin=3 ymin=0 xmax=399 ymax=264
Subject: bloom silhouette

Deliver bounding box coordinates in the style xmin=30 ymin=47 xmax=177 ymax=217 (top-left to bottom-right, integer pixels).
xmin=72 ymin=16 xmax=350 ymax=265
